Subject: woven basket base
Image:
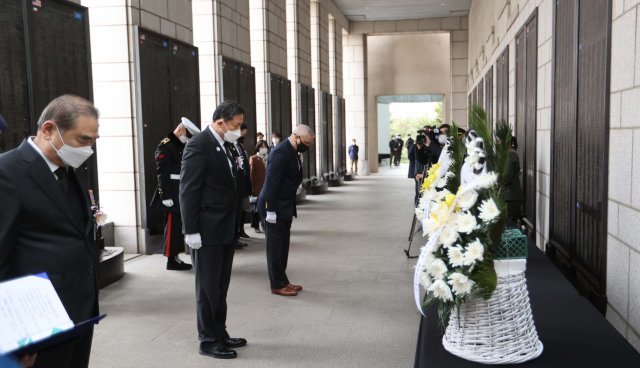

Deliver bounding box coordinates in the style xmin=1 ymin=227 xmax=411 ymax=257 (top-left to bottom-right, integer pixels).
xmin=442 ymin=269 xmax=543 ymax=365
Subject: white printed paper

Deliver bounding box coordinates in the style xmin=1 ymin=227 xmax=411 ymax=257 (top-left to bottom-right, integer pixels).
xmin=0 ymin=273 xmax=73 ymax=354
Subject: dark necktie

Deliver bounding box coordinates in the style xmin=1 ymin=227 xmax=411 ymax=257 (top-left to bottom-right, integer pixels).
xmin=223 ymin=142 xmax=237 ymax=174
xmin=55 ymin=167 xmax=69 ymax=195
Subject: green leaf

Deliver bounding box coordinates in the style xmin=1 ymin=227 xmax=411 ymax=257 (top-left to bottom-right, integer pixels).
xmin=469 ymin=258 xmax=497 ymax=299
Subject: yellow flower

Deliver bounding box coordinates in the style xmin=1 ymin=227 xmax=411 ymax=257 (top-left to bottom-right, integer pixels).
xmin=420 ymin=163 xmax=442 ymax=192
xmin=445 ymin=193 xmax=456 ymax=207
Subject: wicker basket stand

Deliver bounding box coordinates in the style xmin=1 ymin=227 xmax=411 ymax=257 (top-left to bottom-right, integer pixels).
xmin=441 ymin=230 xmax=543 ymax=364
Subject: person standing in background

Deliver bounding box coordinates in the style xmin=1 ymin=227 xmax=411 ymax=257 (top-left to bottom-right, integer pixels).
xmin=502 ymin=136 xmax=524 ymax=227
xmin=234 ymin=124 xmax=251 ymax=245
xmin=405 ymin=134 xmax=414 ymax=152
xmin=249 ymin=140 xmax=269 ymax=233
xmin=256 ymin=132 xmax=267 ymax=151
xmin=406 ymin=134 xmax=415 ymax=179
xmin=270 ymin=132 xmax=282 ymax=150
xmin=348 ymin=138 xmax=359 ymax=175
xmin=389 ymin=135 xmax=400 ymax=167
xmin=180 ymin=100 xmax=247 ymax=360
xmin=394 ymin=134 xmax=404 ymax=166
xmin=151 ymin=117 xmax=200 ymax=271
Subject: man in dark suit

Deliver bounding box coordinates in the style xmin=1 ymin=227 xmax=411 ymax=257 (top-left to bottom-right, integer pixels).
xmin=0 ymin=95 xmax=100 ymax=368
xmin=150 ymin=117 xmax=200 ymax=270
xmin=234 ymin=123 xmax=252 ymax=245
xmin=389 ymin=136 xmax=400 ymax=167
xmin=180 ymin=100 xmax=247 ymax=360
xmin=258 ymin=124 xmax=315 ymax=297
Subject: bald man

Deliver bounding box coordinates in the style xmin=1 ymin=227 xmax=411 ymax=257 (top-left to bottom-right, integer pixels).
xmin=258 ymin=124 xmax=315 ymax=296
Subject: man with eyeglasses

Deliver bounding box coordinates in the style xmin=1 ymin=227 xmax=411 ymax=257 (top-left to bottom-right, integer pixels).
xmin=258 ymin=124 xmax=315 ymax=296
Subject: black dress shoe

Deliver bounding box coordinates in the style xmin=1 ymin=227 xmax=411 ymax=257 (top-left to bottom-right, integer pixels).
xmin=223 ymin=337 xmax=247 ymax=348
xmin=199 ymin=342 xmax=237 ymax=359
xmin=237 ymin=240 xmax=248 ymax=247
xmin=240 ymin=231 xmax=250 ymax=239
xmin=166 ymin=258 xmax=192 ymax=271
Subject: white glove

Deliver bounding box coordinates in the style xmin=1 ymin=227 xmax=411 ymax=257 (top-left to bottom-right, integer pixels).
xmin=162 ymin=199 xmax=174 ymax=207
xmin=185 ymin=233 xmax=202 ymax=249
xmin=266 ymin=211 xmax=277 ymax=224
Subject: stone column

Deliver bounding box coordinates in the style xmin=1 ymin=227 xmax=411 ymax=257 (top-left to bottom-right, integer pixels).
xmin=343 ymin=33 xmax=368 ymax=175
xmin=82 ymin=0 xmax=193 ymax=253
xmin=250 ymin=0 xmax=288 ymax=135
xmin=193 ymin=0 xmax=251 ymax=123
xmin=310 ymin=0 xmax=330 ymax=176
xmin=450 ymin=16 xmax=469 ymax=125
xmin=286 ymin=0 xmax=312 ymax=126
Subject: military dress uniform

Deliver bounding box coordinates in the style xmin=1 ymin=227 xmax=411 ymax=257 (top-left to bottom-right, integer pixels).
xmin=151 ymin=133 xmax=190 ymax=268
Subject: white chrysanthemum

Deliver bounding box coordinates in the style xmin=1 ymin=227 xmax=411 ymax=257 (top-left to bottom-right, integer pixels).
xmin=478 ymin=198 xmax=500 ymax=222
xmin=435 ymin=177 xmax=448 ymax=188
xmin=438 ymin=225 xmax=458 ymax=248
xmin=418 ymin=196 xmax=428 ymax=209
xmin=425 ymin=219 xmax=439 ymax=235
xmin=464 ymin=238 xmax=485 ymax=265
xmin=457 ymin=189 xmax=478 ymax=210
xmin=432 ymin=189 xmax=451 ymax=203
xmin=448 ymin=272 xmax=475 ymax=296
xmin=447 ymin=245 xmax=465 ymax=267
xmin=455 ymin=212 xmax=477 ymax=234
xmin=429 ymin=279 xmax=453 ymax=301
xmin=415 ymin=207 xmax=424 ymax=220
xmin=423 ymin=252 xmax=436 ymax=268
xmin=420 ymin=271 xmax=432 ymax=290
xmin=476 ymin=172 xmax=498 ymax=189
xmin=428 ymin=258 xmax=448 ymax=280
xmin=425 ymin=202 xmax=452 ymax=235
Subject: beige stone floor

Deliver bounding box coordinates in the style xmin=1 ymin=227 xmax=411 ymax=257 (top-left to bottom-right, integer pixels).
xmin=90 ymin=164 xmax=421 ymax=368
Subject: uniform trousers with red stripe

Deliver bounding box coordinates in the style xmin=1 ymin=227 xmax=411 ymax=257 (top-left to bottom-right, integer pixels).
xmin=164 ymin=211 xmax=185 ymax=257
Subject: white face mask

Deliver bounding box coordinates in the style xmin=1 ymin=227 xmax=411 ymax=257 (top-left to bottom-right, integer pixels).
xmin=438 ymin=135 xmax=447 ymax=145
xmin=50 ymin=126 xmax=94 ymax=169
xmin=259 ymin=147 xmax=268 ymax=155
xmin=222 ymin=122 xmax=241 ymax=143
xmin=178 ymin=135 xmax=189 ymax=144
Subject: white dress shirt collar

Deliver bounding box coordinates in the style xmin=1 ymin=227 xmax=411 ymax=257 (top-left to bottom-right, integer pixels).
xmin=27 ymin=136 xmax=59 ymax=174
xmin=208 ymin=125 xmax=226 ymax=147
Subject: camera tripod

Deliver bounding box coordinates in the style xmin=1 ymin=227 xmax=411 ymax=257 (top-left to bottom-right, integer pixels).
xmin=404 ymin=166 xmax=428 ymax=259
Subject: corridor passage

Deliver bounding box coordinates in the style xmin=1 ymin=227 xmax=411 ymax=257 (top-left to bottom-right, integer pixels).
xmin=90 ymin=167 xmax=420 ymax=368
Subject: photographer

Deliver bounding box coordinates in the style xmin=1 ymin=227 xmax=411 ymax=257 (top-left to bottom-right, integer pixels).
xmin=410 ymin=133 xmax=437 ymax=203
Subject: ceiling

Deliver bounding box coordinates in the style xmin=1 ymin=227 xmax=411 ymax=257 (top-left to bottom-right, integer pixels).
xmin=332 ymin=0 xmax=472 ymax=21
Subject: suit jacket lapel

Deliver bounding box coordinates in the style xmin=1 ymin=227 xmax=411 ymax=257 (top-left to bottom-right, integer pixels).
xmin=73 ymin=168 xmax=94 ymax=238
xmin=19 ymin=142 xmax=86 ymax=235
xmin=205 ymin=128 xmax=234 ymax=185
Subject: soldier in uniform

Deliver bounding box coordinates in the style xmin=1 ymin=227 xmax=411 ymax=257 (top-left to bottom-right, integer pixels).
xmin=151 ymin=117 xmax=200 ymax=270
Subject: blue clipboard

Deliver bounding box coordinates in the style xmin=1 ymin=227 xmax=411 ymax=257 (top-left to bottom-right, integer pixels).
xmin=9 ymin=314 xmax=106 ymax=356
